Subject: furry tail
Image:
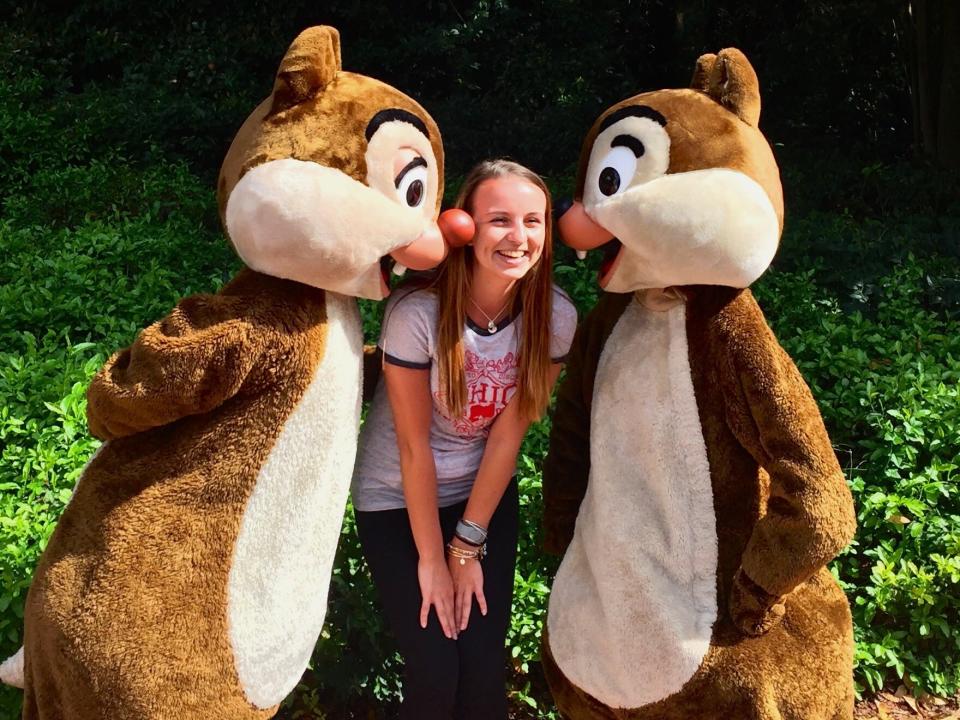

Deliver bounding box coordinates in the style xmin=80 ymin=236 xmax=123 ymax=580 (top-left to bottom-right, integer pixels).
xmin=0 ymin=646 xmax=24 ymax=688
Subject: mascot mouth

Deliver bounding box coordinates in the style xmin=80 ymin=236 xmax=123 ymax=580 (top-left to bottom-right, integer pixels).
xmin=555 ymin=200 xmax=619 ymax=287
xmin=598 ymin=239 xmax=623 ymax=288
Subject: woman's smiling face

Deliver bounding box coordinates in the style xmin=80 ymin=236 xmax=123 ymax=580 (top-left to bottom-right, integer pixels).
xmin=468 ymin=176 xmax=547 ymax=286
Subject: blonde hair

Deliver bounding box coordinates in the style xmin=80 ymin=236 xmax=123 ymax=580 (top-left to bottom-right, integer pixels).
xmin=434 ymin=159 xmax=555 ymax=422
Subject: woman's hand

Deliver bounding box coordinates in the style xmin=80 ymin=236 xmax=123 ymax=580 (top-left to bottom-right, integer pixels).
xmin=418 ymin=554 xmax=458 ymax=639
xmin=448 ymin=540 xmax=488 ymax=631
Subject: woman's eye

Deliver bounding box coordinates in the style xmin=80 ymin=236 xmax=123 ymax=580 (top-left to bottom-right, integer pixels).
xmin=595 ymin=146 xmax=638 ymax=197
xmin=395 ymin=159 xmax=428 ymax=208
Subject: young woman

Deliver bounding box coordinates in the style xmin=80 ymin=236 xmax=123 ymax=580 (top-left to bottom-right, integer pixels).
xmin=351 ymin=159 xmax=576 ymax=719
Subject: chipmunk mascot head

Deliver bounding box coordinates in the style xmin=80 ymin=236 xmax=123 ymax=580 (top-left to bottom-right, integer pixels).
xmin=541 ymin=49 xmax=857 ymax=720
xmin=3 ymin=25 xmax=454 ymax=719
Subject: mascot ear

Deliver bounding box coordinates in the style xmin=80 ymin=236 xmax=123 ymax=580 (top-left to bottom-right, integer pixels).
xmin=690 ymin=52 xmax=717 ymax=93
xmin=692 ymin=48 xmax=761 ymax=127
xmin=270 ymin=25 xmax=342 ymax=115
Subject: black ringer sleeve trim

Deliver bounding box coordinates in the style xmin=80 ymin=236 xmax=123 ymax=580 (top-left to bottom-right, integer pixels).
xmin=551 ymin=354 xmax=569 ymax=364
xmin=383 ymin=353 xmax=431 ymax=370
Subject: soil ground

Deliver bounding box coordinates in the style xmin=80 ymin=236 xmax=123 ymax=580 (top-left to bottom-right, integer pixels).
xmin=853 ymin=690 xmax=960 ymax=720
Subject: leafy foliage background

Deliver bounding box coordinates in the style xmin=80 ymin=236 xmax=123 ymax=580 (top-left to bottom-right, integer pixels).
xmin=1 ymin=2 xmax=958 ymax=717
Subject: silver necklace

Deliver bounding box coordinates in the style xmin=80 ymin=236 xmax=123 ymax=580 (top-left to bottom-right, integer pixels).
xmin=470 ymin=297 xmax=511 ymax=333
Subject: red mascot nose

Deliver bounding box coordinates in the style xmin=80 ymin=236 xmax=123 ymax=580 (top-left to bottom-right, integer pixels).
xmin=438 ymin=209 xmax=475 ymax=248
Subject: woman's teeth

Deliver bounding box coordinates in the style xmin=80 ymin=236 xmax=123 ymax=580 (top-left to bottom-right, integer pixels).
xmin=498 ymin=250 xmax=526 ymax=258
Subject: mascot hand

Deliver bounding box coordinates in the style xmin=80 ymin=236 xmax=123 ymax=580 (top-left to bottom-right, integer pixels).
xmin=729 ymin=569 xmax=786 ymax=636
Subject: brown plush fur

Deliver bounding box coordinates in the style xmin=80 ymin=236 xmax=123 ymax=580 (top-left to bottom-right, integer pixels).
xmin=23 ymin=272 xmax=324 ymax=720
xmin=543 ymin=290 xmax=856 ymax=720
xmin=542 ymin=49 xmax=856 ymax=720
xmin=20 ymin=26 xmax=442 ymax=719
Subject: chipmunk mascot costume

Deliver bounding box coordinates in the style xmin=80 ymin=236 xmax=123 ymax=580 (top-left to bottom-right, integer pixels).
xmin=1 ymin=25 xmax=456 ymax=719
xmin=541 ymin=49 xmax=857 ymax=720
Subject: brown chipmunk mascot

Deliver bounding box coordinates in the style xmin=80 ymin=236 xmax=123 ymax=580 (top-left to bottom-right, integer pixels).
xmin=541 ymin=49 xmax=857 ymax=720
xmin=2 ymin=25 xmax=457 ymax=719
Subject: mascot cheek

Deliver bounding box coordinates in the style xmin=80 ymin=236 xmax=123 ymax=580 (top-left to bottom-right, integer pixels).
xmin=591 ymin=169 xmax=780 ymax=290
xmin=226 ymin=159 xmax=423 ymax=291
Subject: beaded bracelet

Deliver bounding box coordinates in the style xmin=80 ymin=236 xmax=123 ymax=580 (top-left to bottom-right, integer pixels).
xmin=446 ymin=541 xmax=487 ymax=565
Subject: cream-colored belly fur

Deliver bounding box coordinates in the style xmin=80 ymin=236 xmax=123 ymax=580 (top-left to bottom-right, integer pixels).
xmin=227 ymin=293 xmax=362 ymax=709
xmin=547 ymin=298 xmax=717 ymax=709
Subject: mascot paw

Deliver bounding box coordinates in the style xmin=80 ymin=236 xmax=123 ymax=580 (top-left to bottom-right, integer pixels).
xmin=729 ymin=569 xmax=786 ymax=636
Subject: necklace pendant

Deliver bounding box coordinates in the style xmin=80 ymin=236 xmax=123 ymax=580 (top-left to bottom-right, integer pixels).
xmin=487 ymin=320 xmax=497 ymax=333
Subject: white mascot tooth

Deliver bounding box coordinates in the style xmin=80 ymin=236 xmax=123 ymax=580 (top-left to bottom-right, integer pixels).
xmin=392 ymin=263 xmax=408 ymax=276
xmin=576 ymin=250 xmax=587 ymax=260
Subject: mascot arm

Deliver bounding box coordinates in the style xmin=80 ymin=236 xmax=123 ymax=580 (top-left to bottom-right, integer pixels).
xmin=542 ymin=322 xmax=591 ymax=555
xmin=542 ymin=292 xmax=630 ymax=555
xmin=87 ymin=293 xmax=262 ymax=440
xmin=721 ymin=293 xmax=855 ymax=631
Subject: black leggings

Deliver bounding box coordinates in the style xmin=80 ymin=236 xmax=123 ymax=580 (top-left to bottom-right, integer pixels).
xmin=355 ymin=480 xmax=519 ymax=720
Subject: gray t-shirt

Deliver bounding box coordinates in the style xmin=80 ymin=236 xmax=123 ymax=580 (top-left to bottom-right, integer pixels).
xmin=351 ymin=285 xmax=577 ymax=512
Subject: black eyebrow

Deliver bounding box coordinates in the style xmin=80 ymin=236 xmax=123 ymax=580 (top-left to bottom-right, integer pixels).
xmin=365 ymin=108 xmax=430 ymax=142
xmin=597 ymin=105 xmax=667 ymax=134
xmin=394 ymin=156 xmax=427 ymax=187
xmin=611 ymin=134 xmax=645 ymax=157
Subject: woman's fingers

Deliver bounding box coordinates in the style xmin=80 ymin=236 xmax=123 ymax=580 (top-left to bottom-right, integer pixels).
xmin=423 ymin=593 xmax=456 ymax=638
xmin=419 ymin=596 xmax=430 ymax=629
xmin=452 ymin=563 xmax=485 ymax=631
xmin=417 ymin=557 xmax=458 ymax=638
xmin=452 ymin=584 xmax=462 ymax=627
xmin=437 ymin=595 xmax=457 ymax=640
xmin=475 ymin=585 xmax=488 ymax=617
xmin=458 ymin=586 xmax=472 ymax=631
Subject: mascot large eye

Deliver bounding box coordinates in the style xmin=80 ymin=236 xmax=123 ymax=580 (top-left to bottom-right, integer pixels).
xmin=365 ymin=115 xmax=439 ymax=215
xmin=395 ymin=159 xmax=428 ymax=208
xmin=596 ymin=146 xmax=638 ymax=197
